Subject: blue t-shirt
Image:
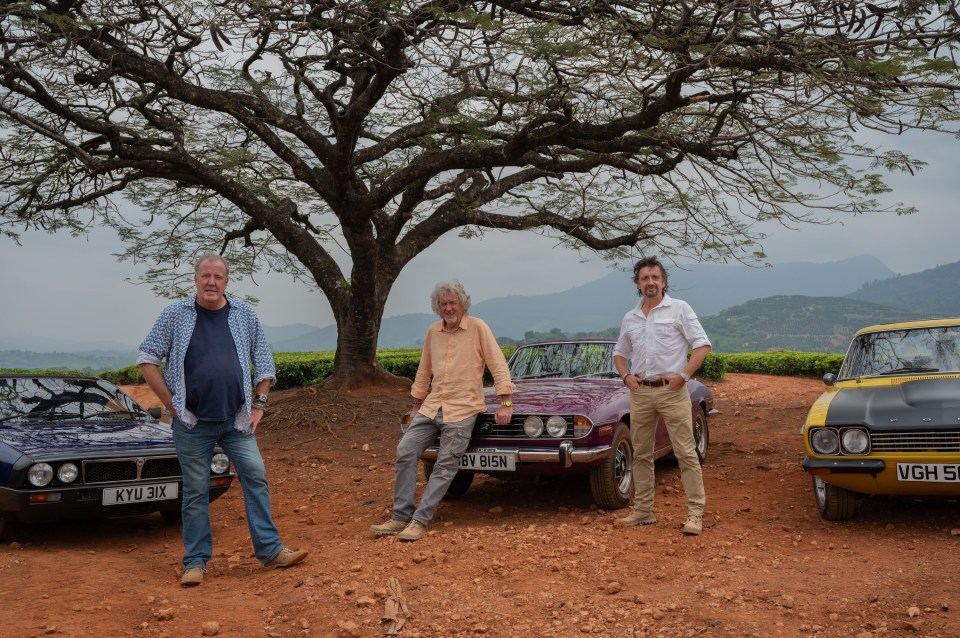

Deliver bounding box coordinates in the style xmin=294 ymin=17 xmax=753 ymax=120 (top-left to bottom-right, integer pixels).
xmin=184 ymin=301 xmax=245 ymax=422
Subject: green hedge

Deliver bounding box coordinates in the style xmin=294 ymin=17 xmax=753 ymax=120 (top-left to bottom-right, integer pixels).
xmin=719 ymin=350 xmax=844 ymax=378
xmin=4 ymin=348 xmax=844 ymax=387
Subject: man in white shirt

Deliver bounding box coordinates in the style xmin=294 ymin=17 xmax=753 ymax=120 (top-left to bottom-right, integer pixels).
xmin=612 ymin=257 xmax=712 ymax=535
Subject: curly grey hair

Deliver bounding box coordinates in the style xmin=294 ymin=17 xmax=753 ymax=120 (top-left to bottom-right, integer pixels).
xmin=430 ymin=280 xmax=471 ymax=315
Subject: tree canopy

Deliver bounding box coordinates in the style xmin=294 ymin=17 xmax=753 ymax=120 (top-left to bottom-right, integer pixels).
xmin=1 ymin=0 xmax=958 ymax=385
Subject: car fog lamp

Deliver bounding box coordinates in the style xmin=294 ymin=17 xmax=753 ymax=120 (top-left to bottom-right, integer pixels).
xmin=810 ymin=428 xmax=839 ymax=455
xmin=28 ymin=463 xmax=54 ymax=487
xmin=523 ymin=416 xmax=544 ymax=438
xmin=841 ymin=428 xmax=870 ymax=455
xmin=211 ymin=453 xmax=230 ymax=474
xmin=546 ymin=415 xmax=567 ymax=438
xmin=57 ymin=462 xmax=79 ymax=484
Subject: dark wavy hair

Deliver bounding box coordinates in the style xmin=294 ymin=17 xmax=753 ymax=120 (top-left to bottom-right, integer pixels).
xmin=632 ymin=256 xmax=667 ymax=294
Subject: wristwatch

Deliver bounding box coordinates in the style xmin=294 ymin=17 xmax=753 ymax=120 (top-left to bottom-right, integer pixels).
xmin=500 ymin=400 xmax=513 ymax=407
xmin=255 ymin=394 xmax=269 ymax=405
xmin=679 ymin=372 xmax=691 ymax=383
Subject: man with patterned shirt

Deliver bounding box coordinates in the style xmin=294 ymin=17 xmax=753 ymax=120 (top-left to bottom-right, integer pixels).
xmin=371 ymin=280 xmax=515 ymax=542
xmin=613 ymin=256 xmax=712 ymax=535
xmin=138 ymin=252 xmax=307 ymax=586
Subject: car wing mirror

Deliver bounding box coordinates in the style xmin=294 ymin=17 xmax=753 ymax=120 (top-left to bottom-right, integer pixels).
xmin=822 ymin=373 xmax=836 ymax=387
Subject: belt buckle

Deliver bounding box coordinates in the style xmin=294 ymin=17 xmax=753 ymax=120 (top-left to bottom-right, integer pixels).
xmin=645 ymin=376 xmax=662 ymax=385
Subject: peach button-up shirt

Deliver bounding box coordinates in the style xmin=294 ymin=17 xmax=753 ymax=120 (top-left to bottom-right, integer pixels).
xmin=411 ymin=316 xmax=515 ymax=423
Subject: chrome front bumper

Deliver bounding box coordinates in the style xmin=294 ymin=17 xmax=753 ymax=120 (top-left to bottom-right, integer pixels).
xmin=420 ymin=440 xmax=612 ymax=469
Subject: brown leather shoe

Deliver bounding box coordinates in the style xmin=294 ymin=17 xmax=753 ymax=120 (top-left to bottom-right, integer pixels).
xmin=397 ymin=520 xmax=428 ymax=542
xmin=682 ymin=515 xmax=703 ymax=535
xmin=180 ymin=567 xmax=204 ymax=587
xmin=264 ymin=547 xmax=308 ymax=569
xmin=614 ymin=511 xmax=657 ymax=527
xmin=371 ymin=518 xmax=409 ymax=535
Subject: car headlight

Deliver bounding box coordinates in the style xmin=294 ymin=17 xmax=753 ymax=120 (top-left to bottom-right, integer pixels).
xmin=523 ymin=416 xmax=544 ymax=438
xmin=28 ymin=462 xmax=54 ymax=487
xmin=57 ymin=462 xmax=79 ymax=484
xmin=546 ymin=415 xmax=567 ymax=438
xmin=211 ymin=453 xmax=230 ymax=474
xmin=841 ymin=428 xmax=870 ymax=455
xmin=810 ymin=428 xmax=839 ymax=455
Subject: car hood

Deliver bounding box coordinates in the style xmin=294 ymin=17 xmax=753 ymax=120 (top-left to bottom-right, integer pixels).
xmin=0 ymin=419 xmax=175 ymax=456
xmin=825 ymin=378 xmax=960 ymax=430
xmin=484 ymin=379 xmax=624 ymax=419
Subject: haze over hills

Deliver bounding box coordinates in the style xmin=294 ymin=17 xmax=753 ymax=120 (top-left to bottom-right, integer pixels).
xmin=4 ymin=255 xmax=959 ymax=369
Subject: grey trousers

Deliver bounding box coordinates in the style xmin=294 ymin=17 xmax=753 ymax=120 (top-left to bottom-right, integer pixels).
xmin=392 ymin=410 xmax=477 ymax=525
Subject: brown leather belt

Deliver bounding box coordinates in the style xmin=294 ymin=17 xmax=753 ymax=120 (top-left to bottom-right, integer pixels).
xmin=638 ymin=378 xmax=668 ymax=387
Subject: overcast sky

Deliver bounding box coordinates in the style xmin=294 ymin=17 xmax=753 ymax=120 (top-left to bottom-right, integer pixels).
xmin=0 ymin=129 xmax=954 ymax=349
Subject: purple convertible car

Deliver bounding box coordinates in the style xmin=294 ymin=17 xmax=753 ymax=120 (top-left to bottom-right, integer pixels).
xmin=412 ymin=340 xmax=716 ymax=509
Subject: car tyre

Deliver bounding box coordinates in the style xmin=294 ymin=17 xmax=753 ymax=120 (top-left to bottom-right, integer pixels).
xmin=423 ymin=461 xmax=474 ymax=499
xmin=693 ymin=407 xmax=709 ymax=464
xmin=812 ymin=475 xmax=858 ymax=521
xmin=589 ymin=423 xmax=634 ymax=510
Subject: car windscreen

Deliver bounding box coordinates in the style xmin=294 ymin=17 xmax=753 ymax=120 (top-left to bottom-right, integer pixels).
xmin=840 ymin=325 xmax=960 ymax=378
xmin=509 ymin=342 xmax=618 ymax=379
xmin=0 ymin=377 xmax=149 ymax=424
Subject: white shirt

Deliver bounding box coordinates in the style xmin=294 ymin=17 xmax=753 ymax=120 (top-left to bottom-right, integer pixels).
xmin=613 ymin=294 xmax=711 ymax=378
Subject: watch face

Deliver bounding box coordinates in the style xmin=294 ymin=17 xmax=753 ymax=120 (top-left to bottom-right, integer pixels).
xmin=256 ymin=394 xmax=268 ymax=403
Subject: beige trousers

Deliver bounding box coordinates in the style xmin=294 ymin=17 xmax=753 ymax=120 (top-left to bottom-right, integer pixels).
xmin=629 ymin=385 xmax=705 ymax=517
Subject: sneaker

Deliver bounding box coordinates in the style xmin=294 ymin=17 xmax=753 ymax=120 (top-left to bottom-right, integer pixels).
xmin=682 ymin=515 xmax=703 ymax=536
xmin=180 ymin=567 xmax=204 ymax=587
xmin=371 ymin=518 xmax=410 ymax=536
xmin=614 ymin=511 xmax=657 ymax=527
xmin=397 ymin=520 xmax=428 ymax=542
xmin=264 ymin=547 xmax=309 ymax=569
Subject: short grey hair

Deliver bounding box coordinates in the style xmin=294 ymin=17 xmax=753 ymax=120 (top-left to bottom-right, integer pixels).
xmin=194 ymin=252 xmax=230 ymax=278
xmin=430 ymin=280 xmax=471 ymax=315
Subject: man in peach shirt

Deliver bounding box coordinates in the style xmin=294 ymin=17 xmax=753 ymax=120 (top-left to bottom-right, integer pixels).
xmin=371 ymin=281 xmax=515 ymax=541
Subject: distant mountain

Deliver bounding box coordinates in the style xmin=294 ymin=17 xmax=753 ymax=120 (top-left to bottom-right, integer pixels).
xmin=845 ymin=261 xmax=960 ymax=316
xmin=0 ymin=349 xmax=137 ymax=373
xmin=700 ymin=296 xmax=925 ymax=353
xmin=467 ymin=254 xmax=894 ymax=342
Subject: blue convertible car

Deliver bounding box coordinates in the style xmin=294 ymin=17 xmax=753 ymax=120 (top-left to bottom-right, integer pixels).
xmin=0 ymin=374 xmax=234 ymax=537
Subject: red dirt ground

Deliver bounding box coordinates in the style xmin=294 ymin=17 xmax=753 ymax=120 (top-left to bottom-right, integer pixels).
xmin=2 ymin=374 xmax=959 ymax=638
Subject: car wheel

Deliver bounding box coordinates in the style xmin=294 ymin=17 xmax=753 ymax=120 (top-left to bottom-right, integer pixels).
xmin=589 ymin=423 xmax=634 ymax=510
xmin=160 ymin=509 xmax=182 ymax=524
xmin=423 ymin=461 xmax=474 ymax=499
xmin=693 ymin=407 xmax=709 ymax=464
xmin=812 ymin=475 xmax=858 ymax=521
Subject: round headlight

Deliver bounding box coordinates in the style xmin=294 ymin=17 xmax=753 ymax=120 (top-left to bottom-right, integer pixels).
xmin=841 ymin=428 xmax=870 ymax=455
xmin=211 ymin=453 xmax=230 ymax=474
xmin=28 ymin=462 xmax=54 ymax=487
xmin=810 ymin=428 xmax=839 ymax=455
xmin=546 ymin=415 xmax=567 ymax=438
xmin=57 ymin=462 xmax=79 ymax=484
xmin=523 ymin=416 xmax=544 ymax=438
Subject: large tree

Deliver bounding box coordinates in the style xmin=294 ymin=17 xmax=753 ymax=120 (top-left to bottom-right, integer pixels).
xmin=1 ymin=1 xmax=958 ymax=386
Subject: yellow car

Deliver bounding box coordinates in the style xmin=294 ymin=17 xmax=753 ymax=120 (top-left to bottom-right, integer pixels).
xmin=801 ymin=318 xmax=960 ymax=520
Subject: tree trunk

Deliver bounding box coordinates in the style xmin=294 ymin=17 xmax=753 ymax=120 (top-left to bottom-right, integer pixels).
xmin=321 ymin=280 xmax=414 ymax=392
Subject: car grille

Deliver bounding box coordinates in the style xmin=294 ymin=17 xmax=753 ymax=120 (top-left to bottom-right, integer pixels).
xmin=474 ymin=414 xmax=575 ymax=439
xmin=871 ymin=431 xmax=960 ymax=453
xmin=82 ymin=455 xmax=182 ymax=484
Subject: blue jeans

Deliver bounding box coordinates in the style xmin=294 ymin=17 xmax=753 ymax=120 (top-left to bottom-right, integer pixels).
xmin=393 ymin=410 xmax=476 ymax=525
xmin=172 ymin=418 xmax=284 ymax=569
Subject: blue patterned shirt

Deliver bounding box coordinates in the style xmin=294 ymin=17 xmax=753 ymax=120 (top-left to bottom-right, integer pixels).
xmin=137 ymin=292 xmax=276 ymax=433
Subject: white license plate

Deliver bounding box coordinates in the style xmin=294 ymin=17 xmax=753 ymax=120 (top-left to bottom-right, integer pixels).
xmin=896 ymin=463 xmax=960 ymax=482
xmin=102 ymin=482 xmax=179 ymax=505
xmin=459 ymin=451 xmax=516 ymax=471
